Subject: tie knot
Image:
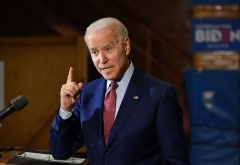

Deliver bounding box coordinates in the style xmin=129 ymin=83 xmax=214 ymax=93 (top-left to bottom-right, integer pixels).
xmin=111 ymin=82 xmax=118 ymax=90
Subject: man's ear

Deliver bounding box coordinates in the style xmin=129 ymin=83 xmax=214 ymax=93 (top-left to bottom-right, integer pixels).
xmin=124 ymin=38 xmax=131 ymax=56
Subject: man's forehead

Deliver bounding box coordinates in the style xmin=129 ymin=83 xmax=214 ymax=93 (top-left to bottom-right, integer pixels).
xmin=87 ymin=33 xmax=118 ymax=49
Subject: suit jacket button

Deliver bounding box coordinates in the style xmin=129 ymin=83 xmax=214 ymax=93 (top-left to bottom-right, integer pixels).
xmin=104 ymin=158 xmax=108 ymax=163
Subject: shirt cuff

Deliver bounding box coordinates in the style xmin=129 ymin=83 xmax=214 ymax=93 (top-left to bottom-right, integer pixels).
xmin=59 ymin=107 xmax=74 ymax=119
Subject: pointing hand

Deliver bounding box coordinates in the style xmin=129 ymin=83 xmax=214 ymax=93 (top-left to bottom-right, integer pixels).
xmin=60 ymin=67 xmax=83 ymax=111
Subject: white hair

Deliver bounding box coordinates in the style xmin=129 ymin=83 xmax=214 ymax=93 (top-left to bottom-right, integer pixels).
xmin=84 ymin=17 xmax=128 ymax=44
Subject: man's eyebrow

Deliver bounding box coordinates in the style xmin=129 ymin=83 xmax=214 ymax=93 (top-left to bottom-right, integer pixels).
xmin=104 ymin=43 xmax=113 ymax=48
xmin=105 ymin=40 xmax=119 ymax=47
xmin=88 ymin=45 xmax=98 ymax=50
xmin=89 ymin=47 xmax=96 ymax=50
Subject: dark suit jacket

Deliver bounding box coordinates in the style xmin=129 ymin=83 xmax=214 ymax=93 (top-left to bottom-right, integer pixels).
xmin=49 ymin=66 xmax=190 ymax=165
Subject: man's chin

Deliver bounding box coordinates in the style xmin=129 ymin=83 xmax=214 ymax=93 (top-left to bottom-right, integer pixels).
xmin=102 ymin=74 xmax=115 ymax=81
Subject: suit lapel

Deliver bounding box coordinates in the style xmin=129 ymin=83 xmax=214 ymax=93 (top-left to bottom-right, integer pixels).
xmin=93 ymin=79 xmax=107 ymax=148
xmin=106 ymin=67 xmax=144 ymax=147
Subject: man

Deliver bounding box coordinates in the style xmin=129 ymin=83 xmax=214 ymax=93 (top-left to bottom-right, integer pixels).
xmin=49 ymin=17 xmax=190 ymax=165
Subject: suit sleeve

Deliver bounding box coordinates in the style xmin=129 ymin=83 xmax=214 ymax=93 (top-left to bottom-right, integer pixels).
xmin=49 ymin=103 xmax=85 ymax=160
xmin=157 ymin=85 xmax=190 ymax=165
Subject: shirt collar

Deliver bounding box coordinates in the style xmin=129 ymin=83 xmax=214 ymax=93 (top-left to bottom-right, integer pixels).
xmin=106 ymin=61 xmax=134 ymax=90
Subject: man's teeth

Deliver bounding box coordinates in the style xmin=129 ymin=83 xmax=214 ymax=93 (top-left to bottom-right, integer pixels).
xmin=103 ymin=67 xmax=112 ymax=71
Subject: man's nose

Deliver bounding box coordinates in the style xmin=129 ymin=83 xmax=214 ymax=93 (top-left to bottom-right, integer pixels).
xmin=99 ymin=52 xmax=107 ymax=63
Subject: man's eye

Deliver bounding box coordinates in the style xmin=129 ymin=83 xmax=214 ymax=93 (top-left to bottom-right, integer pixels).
xmin=91 ymin=50 xmax=98 ymax=55
xmin=105 ymin=47 xmax=112 ymax=52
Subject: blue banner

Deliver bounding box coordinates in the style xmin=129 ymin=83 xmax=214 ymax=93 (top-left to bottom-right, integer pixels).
xmin=192 ymin=0 xmax=240 ymax=5
xmin=192 ymin=19 xmax=240 ymax=51
xmin=184 ymin=69 xmax=240 ymax=165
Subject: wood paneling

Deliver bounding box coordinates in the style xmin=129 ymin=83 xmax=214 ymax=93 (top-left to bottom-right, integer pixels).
xmin=0 ymin=36 xmax=87 ymax=150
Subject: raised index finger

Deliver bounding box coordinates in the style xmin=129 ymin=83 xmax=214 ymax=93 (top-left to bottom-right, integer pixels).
xmin=67 ymin=67 xmax=74 ymax=83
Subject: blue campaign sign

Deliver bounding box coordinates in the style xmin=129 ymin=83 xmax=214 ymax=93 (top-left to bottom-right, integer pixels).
xmin=192 ymin=0 xmax=240 ymax=5
xmin=192 ymin=19 xmax=240 ymax=51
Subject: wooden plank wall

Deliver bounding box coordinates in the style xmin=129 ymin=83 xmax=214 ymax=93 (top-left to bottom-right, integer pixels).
xmin=0 ymin=36 xmax=87 ymax=150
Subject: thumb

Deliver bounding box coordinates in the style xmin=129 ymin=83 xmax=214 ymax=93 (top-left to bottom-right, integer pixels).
xmin=78 ymin=83 xmax=83 ymax=89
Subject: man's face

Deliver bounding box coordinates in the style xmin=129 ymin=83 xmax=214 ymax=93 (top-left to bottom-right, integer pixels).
xmin=86 ymin=27 xmax=130 ymax=81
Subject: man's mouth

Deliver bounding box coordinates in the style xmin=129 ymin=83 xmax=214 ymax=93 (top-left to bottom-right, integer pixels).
xmin=102 ymin=66 xmax=113 ymax=71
